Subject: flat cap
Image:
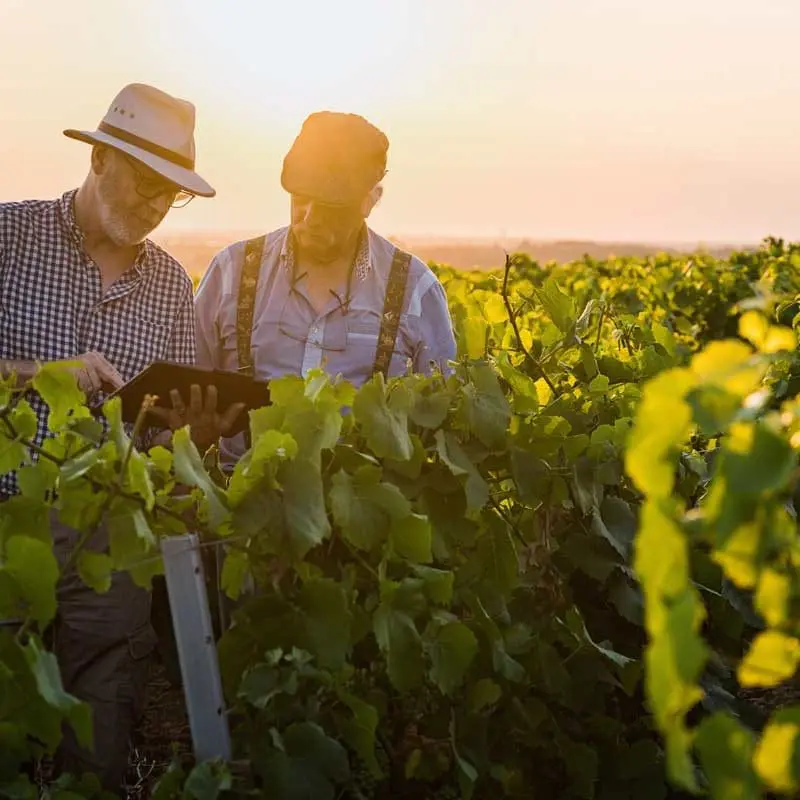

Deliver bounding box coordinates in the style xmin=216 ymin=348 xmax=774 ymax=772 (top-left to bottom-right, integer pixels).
xmin=281 ymin=111 xmax=389 ymax=206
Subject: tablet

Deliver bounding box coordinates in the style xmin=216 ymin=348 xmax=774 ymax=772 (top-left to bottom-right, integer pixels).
xmin=104 ymin=361 xmax=271 ymax=435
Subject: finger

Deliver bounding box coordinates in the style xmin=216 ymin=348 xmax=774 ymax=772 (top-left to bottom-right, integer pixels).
xmin=84 ymin=363 xmax=101 ymax=394
xmin=91 ymin=354 xmax=124 ymax=390
xmin=189 ymin=384 xmax=203 ymax=416
xmin=205 ymin=384 xmax=218 ymax=416
xmin=170 ymin=389 xmax=187 ymax=415
xmin=220 ymin=402 xmax=248 ymax=434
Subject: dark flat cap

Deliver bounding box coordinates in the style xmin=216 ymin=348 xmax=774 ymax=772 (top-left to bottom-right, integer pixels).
xmin=281 ymin=111 xmax=389 ymax=206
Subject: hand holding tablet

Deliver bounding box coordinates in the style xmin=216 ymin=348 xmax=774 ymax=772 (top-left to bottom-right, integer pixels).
xmin=103 ymin=361 xmax=271 ymax=440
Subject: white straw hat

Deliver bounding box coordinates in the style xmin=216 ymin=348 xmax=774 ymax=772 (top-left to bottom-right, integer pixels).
xmin=64 ymin=82 xmax=215 ymax=197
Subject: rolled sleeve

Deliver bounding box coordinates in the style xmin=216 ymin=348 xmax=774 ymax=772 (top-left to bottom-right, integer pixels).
xmin=194 ymin=254 xmax=226 ymax=370
xmin=413 ymin=278 xmax=457 ymax=376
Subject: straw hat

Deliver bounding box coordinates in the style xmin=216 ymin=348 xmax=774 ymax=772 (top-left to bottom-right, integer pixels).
xmin=64 ymin=82 xmax=215 ymax=197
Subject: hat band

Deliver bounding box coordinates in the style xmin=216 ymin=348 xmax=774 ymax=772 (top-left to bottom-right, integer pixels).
xmin=98 ymin=121 xmax=194 ymax=171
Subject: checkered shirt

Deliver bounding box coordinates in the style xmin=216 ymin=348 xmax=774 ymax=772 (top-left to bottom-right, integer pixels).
xmin=0 ymin=189 xmax=196 ymax=495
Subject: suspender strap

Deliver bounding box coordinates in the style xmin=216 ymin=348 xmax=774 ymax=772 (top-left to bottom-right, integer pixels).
xmin=236 ymin=235 xmax=266 ymax=452
xmin=373 ymin=247 xmax=411 ymax=379
xmin=236 ymin=235 xmax=267 ymax=377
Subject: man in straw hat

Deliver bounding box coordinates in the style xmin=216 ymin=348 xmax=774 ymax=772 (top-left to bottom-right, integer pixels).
xmin=0 ymin=82 xmax=241 ymax=790
xmin=194 ymin=110 xmax=456 ymax=468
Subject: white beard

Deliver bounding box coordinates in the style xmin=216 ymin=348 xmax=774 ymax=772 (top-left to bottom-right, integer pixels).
xmin=95 ymin=176 xmax=154 ymax=247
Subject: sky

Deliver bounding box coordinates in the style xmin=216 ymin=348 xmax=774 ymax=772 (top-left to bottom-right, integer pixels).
xmin=2 ymin=0 xmax=800 ymax=244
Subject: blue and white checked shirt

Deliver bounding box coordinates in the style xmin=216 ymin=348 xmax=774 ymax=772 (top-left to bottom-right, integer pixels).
xmin=0 ymin=190 xmax=196 ymax=495
xmin=194 ymin=225 xmax=457 ymax=466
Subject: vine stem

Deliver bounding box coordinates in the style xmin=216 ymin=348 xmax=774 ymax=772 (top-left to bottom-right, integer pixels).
xmin=594 ymin=305 xmax=606 ymax=353
xmin=501 ymin=254 xmax=559 ymax=397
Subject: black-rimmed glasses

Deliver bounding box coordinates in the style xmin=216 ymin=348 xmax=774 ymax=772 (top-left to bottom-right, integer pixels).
xmin=121 ymin=154 xmax=195 ymax=209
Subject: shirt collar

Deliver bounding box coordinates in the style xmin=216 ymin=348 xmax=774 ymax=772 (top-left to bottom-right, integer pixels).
xmin=57 ymin=188 xmax=150 ymax=274
xmin=281 ymin=225 xmax=372 ymax=282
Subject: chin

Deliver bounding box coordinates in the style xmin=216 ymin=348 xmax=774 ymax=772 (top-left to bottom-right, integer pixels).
xmin=104 ymin=219 xmax=153 ymax=247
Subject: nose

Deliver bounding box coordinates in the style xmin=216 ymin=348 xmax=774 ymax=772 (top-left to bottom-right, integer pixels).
xmin=303 ymin=202 xmax=325 ymax=226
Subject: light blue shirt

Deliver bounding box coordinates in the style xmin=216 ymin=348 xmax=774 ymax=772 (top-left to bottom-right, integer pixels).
xmin=194 ymin=224 xmax=456 ymax=464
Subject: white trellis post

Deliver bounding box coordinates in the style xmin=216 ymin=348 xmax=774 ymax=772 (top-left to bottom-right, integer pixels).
xmin=160 ymin=533 xmax=231 ymax=761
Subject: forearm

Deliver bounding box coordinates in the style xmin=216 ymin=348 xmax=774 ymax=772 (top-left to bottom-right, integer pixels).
xmin=0 ymin=359 xmax=38 ymax=387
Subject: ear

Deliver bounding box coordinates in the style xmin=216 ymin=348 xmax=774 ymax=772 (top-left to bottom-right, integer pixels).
xmin=361 ymin=183 xmax=383 ymax=218
xmin=90 ymin=144 xmax=112 ymax=175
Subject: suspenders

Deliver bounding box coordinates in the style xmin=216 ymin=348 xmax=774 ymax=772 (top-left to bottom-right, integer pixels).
xmin=235 ymin=234 xmax=411 ymax=382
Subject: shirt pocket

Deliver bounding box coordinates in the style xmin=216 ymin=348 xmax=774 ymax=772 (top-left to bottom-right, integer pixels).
xmin=346 ymin=313 xmax=414 ymax=380
xmin=91 ymin=310 xmax=172 ymax=376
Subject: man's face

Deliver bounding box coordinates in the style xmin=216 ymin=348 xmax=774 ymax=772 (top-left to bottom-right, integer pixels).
xmin=290 ymin=193 xmax=366 ymax=264
xmin=95 ymin=149 xmax=189 ymax=246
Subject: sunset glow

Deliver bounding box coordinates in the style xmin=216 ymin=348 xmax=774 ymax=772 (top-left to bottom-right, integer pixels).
xmin=3 ymin=0 xmax=800 ymax=243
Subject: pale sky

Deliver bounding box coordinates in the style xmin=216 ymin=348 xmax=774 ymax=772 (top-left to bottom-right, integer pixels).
xmin=2 ymin=0 xmax=800 ymax=243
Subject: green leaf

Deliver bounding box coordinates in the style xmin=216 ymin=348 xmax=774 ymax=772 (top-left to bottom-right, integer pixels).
xmin=626 ymin=369 xmax=696 ymax=499
xmin=32 ymin=362 xmax=89 ymax=429
xmin=227 ymin=429 xmax=298 ymax=507
xmin=183 ymin=760 xmax=232 ymax=800
xmin=0 ymin=437 xmax=27 ymax=475
xmin=458 ymin=316 xmax=488 ymax=360
xmin=412 ymin=565 xmax=454 ymax=605
xmin=755 ymin=568 xmax=791 ymax=627
xmin=435 ymin=429 xmax=489 ymax=510
xmin=477 ymin=520 xmax=519 ymax=594
xmin=468 ymin=678 xmax=502 ymax=713
xmin=533 ymin=276 xmax=575 ymax=333
xmin=390 ymin=514 xmax=433 ymax=564
xmin=695 ymin=712 xmax=760 ymax=800
xmin=172 ymin=428 xmax=228 ymax=531
xmin=221 ymin=549 xmax=250 ymax=601
xmin=456 ymin=363 xmax=511 ymax=449
xmin=124 ymin=450 xmax=156 ymax=511
xmin=428 ymin=622 xmax=478 ymax=695
xmin=495 ymin=353 xmax=539 ymax=414
xmin=23 ymin=637 xmax=92 ymax=749
xmin=373 ymin=587 xmax=425 ymax=692
xmin=353 ymin=375 xmax=414 ymax=461
xmin=281 ymin=458 xmax=331 ymax=559
xmin=336 ymin=691 xmax=381 ymax=778
xmin=739 ymin=631 xmax=800 ymax=687
xmin=723 ymin=423 xmax=795 ymax=495
xmin=410 ymin=389 xmax=451 ymax=429
xmin=592 ymin=496 xmax=637 ymax=558
xmin=299 ymin=578 xmax=352 ymax=670
xmin=76 ymin=551 xmax=113 ymax=594
xmin=753 ymin=706 xmax=800 ymax=793
xmin=634 ymin=498 xmax=707 ymax=791
xmin=256 ymin=722 xmax=350 ymax=800
xmin=2 ymin=536 xmax=59 ymax=625
xmin=329 ymin=467 xmax=409 ymax=552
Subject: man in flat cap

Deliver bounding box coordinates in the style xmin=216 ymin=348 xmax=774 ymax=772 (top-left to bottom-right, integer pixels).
xmin=194 ymin=111 xmax=457 ymax=468
xmin=0 ymin=83 xmax=240 ymax=791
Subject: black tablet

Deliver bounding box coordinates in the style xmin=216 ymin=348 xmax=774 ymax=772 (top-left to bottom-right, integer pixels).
xmin=104 ymin=361 xmax=271 ymax=435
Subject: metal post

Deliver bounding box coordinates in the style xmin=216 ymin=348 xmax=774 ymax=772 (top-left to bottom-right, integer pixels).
xmin=161 ymin=533 xmax=232 ymax=761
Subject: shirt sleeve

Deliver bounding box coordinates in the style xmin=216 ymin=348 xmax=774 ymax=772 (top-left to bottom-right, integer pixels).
xmin=194 ymin=252 xmax=227 ymax=370
xmin=413 ymin=277 xmax=457 ymax=376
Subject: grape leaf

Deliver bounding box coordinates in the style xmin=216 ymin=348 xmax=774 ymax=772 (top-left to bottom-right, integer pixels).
xmin=428 ymin=622 xmax=478 ymax=695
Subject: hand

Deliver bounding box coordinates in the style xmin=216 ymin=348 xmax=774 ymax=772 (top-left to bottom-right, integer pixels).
xmin=149 ymin=384 xmax=246 ymax=453
xmin=62 ymin=352 xmax=125 ymax=396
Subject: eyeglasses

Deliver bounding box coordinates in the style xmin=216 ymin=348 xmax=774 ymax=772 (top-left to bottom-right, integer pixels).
xmin=121 ymin=154 xmax=195 ymax=208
